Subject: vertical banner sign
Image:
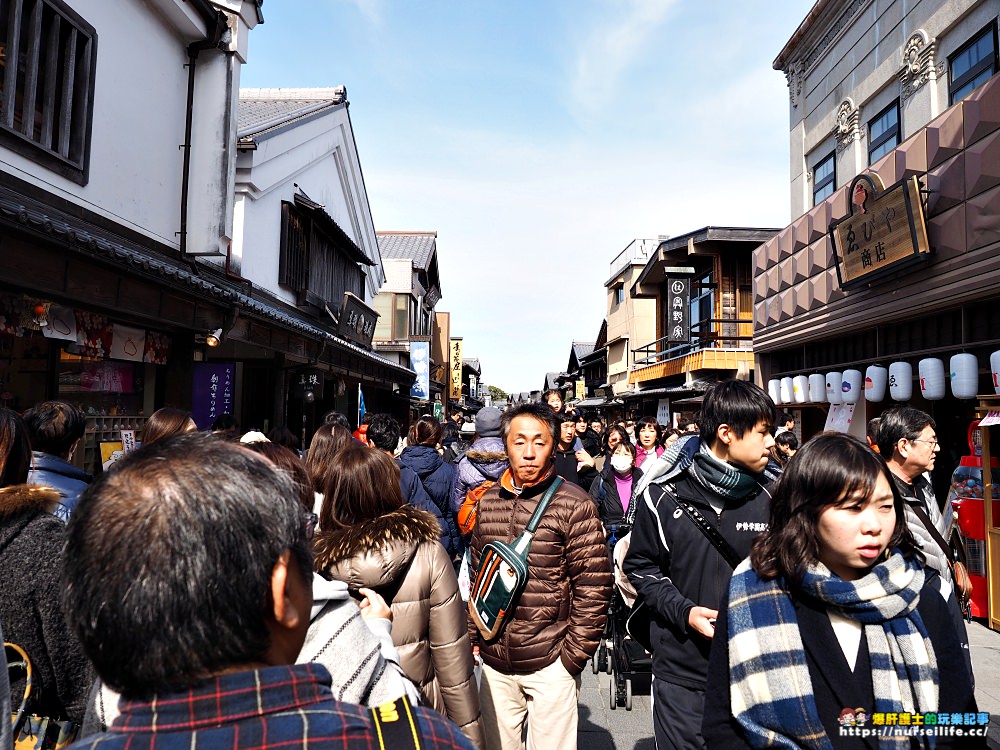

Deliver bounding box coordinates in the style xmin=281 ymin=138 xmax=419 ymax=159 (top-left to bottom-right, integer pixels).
xmin=192 ymin=362 xmax=236 ymax=430
xmin=656 ymin=399 xmax=671 ymax=426
xmin=449 ymin=338 xmax=463 ymax=400
xmin=410 ymin=341 xmax=430 ymax=400
xmin=667 ymin=277 xmax=690 ymax=344
xmin=120 ymin=430 xmax=137 ymax=453
xmin=575 ymin=380 xmax=586 ymax=400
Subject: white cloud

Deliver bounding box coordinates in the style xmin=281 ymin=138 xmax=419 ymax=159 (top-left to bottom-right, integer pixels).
xmin=568 ymin=0 xmax=678 ymax=121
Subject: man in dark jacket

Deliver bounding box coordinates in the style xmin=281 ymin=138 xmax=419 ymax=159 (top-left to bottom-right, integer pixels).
xmin=576 ymin=412 xmax=602 ymax=458
xmin=623 ymin=380 xmax=776 ymax=750
xmin=23 ymin=400 xmax=91 ymax=517
xmin=366 ymin=414 xmax=449 ymax=549
xmin=469 ymin=403 xmax=610 ymax=750
xmin=552 ymin=410 xmax=596 ymax=488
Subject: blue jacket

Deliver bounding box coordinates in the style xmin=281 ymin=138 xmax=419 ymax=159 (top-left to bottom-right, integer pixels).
xmin=399 ymin=445 xmax=460 ymax=555
xmin=27 ymin=452 xmax=91 ymax=517
xmin=397 ymin=460 xmax=452 ymax=556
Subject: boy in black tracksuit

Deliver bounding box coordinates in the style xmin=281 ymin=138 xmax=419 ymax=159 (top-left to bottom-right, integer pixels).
xmin=623 ymin=380 xmax=777 ymax=750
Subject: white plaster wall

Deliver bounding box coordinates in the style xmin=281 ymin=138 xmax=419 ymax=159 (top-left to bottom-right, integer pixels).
xmin=235 ymin=104 xmax=384 ymax=306
xmin=0 ymin=1 xmax=210 ymax=248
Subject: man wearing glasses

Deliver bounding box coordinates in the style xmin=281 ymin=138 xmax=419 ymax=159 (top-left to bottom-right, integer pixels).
xmin=878 ymin=407 xmax=971 ymax=671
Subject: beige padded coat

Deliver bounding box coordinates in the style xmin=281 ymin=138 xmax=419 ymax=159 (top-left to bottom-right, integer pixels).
xmin=314 ymin=505 xmax=483 ymax=749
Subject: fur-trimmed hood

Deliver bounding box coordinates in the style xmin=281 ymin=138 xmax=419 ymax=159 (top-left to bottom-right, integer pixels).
xmin=0 ymin=485 xmax=65 ymax=578
xmin=313 ymin=505 xmax=441 ymax=589
xmin=0 ymin=484 xmax=62 ymax=521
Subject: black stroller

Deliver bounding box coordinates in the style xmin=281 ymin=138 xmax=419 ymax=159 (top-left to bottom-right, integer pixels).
xmin=590 ymin=523 xmax=653 ymax=710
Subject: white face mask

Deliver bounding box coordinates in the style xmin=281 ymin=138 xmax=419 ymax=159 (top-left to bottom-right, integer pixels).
xmin=611 ymin=455 xmax=633 ymax=474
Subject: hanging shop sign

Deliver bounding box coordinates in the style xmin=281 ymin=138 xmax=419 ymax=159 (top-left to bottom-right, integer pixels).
xmin=449 ymin=338 xmax=463 ymax=400
xmin=666 ymin=276 xmax=690 ymax=344
xmin=336 ymin=292 xmax=378 ymax=349
xmin=830 ymin=174 xmax=931 ymax=289
xmin=410 ymin=341 xmax=430 ymax=400
xmin=192 ymin=362 xmax=235 ymax=430
xmin=575 ymin=380 xmax=586 ymax=400
xmin=295 ymin=369 xmax=326 ymax=403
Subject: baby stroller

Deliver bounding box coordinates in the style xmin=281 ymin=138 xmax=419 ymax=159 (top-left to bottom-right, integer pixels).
xmin=590 ymin=523 xmax=653 ymax=710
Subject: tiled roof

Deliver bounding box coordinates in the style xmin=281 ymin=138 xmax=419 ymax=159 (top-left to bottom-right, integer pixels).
xmin=462 ymin=357 xmax=481 ymax=374
xmin=376 ymin=232 xmax=437 ymax=270
xmin=573 ymin=341 xmax=595 ymax=360
xmin=238 ymin=87 xmax=347 ymax=140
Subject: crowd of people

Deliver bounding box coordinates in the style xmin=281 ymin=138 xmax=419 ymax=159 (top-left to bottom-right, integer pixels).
xmin=0 ymin=382 xmax=986 ymax=749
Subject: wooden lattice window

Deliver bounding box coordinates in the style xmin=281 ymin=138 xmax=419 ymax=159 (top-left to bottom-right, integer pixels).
xmin=0 ymin=0 xmax=96 ymax=183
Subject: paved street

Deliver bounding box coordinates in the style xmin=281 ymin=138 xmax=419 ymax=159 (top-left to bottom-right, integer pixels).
xmin=574 ymin=620 xmax=1000 ymax=749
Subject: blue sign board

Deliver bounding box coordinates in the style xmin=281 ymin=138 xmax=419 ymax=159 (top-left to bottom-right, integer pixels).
xmin=410 ymin=342 xmax=430 ymax=400
xmin=192 ymin=362 xmax=235 ymax=429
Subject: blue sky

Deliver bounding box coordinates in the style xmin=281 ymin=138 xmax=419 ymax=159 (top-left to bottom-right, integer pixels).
xmin=241 ymin=0 xmax=815 ymax=394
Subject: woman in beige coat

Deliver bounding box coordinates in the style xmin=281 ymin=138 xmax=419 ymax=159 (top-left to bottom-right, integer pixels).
xmin=314 ymin=442 xmax=483 ymax=748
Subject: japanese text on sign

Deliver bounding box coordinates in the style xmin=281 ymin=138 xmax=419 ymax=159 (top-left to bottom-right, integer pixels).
xmin=667 ymin=277 xmax=690 ymax=344
xmin=831 ymin=176 xmax=930 ymax=288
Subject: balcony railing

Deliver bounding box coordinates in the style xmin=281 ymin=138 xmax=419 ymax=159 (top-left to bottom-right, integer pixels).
xmin=608 ymin=239 xmax=656 ymax=280
xmin=632 ymin=317 xmax=753 ymax=367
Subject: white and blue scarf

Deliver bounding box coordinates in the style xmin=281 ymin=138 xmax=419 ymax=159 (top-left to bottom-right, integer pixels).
xmin=727 ymin=553 xmax=937 ymax=749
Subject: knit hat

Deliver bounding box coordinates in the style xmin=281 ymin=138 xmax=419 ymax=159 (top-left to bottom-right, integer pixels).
xmin=475 ymin=406 xmax=502 ymax=437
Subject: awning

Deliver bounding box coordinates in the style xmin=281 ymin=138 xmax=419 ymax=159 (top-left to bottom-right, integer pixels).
xmin=574 ymin=397 xmax=609 ymax=408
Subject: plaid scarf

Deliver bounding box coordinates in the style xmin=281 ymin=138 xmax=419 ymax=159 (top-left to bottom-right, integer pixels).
xmin=727 ymin=553 xmax=938 ymax=749
xmin=625 ymin=435 xmax=772 ymax=524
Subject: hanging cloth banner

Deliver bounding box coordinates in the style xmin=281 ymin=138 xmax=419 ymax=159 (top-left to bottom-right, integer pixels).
xmin=42 ymin=305 xmax=78 ymax=341
xmin=110 ymin=324 xmax=146 ymax=362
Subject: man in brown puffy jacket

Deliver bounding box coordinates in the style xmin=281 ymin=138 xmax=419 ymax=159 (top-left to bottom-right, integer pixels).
xmin=469 ymin=403 xmax=611 ymax=750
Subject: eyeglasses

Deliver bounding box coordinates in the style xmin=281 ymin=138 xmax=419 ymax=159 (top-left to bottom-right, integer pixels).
xmin=303 ymin=512 xmax=318 ymax=541
xmin=910 ymin=438 xmax=939 ymax=448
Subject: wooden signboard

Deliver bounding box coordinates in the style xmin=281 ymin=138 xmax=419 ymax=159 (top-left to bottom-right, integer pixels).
xmin=830 ymin=175 xmax=931 ymax=289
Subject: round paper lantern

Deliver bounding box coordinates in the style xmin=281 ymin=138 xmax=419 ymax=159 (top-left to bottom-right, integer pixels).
xmin=842 ymin=369 xmax=863 ymax=404
xmin=792 ymin=375 xmax=809 ymax=404
xmin=780 ymin=377 xmax=794 ymax=405
xmin=864 ymin=365 xmax=888 ymax=402
xmin=826 ymin=372 xmax=843 ymax=405
xmin=889 ymin=361 xmax=913 ymax=401
xmin=808 ymin=373 xmax=826 ymax=403
xmin=991 ymin=350 xmax=1000 ymax=395
xmin=919 ymin=358 xmax=946 ymax=401
xmin=767 ymin=379 xmax=781 ymax=404
xmin=950 ymin=353 xmax=978 ymax=399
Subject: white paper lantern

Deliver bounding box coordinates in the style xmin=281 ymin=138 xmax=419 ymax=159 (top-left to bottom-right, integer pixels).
xmin=864 ymin=365 xmax=888 ymax=402
xmin=889 ymin=362 xmax=913 ymax=401
xmin=780 ymin=377 xmax=794 ymax=405
xmin=919 ymin=358 xmax=946 ymax=401
xmin=991 ymin=350 xmax=1000 ymax=395
xmin=826 ymin=372 xmax=843 ymax=405
xmin=842 ymin=369 xmax=863 ymax=404
xmin=767 ymin=379 xmax=781 ymax=404
xmin=808 ymin=373 xmax=826 ymax=403
xmin=792 ymin=375 xmax=809 ymax=404
xmin=950 ymin=353 xmax=979 ymax=399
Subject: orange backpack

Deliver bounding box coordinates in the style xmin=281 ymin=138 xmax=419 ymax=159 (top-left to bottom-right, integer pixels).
xmin=457 ymin=480 xmax=494 ymax=536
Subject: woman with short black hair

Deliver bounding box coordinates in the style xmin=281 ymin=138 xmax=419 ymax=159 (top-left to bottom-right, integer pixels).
xmin=703 ymin=433 xmax=980 ymax=748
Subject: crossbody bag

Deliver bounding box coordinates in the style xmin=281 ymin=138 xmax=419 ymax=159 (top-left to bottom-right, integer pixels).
xmin=469 ymin=476 xmax=563 ymax=641
xmin=910 ymin=502 xmax=973 ymax=617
